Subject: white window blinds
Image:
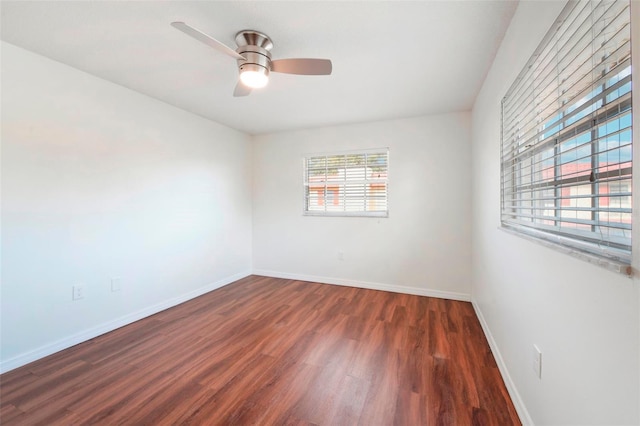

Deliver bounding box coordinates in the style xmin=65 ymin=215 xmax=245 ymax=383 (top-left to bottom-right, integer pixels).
xmin=500 ymin=0 xmax=632 ymax=264
xmin=304 ymin=149 xmax=388 ymax=217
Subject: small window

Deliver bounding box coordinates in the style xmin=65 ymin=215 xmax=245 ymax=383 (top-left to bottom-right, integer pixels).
xmin=303 ymin=149 xmax=388 ymax=217
xmin=500 ymin=0 xmax=633 ymax=266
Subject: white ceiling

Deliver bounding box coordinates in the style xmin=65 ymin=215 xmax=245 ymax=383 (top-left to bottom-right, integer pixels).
xmin=1 ymin=1 xmax=518 ymax=135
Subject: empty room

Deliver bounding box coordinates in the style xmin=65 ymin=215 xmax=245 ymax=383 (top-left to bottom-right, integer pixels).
xmin=1 ymin=0 xmax=638 ymax=424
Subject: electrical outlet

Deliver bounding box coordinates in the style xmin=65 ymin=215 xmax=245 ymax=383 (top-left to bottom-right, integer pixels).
xmin=532 ymin=344 xmax=542 ymax=379
xmin=111 ymin=277 xmax=121 ymax=292
xmin=72 ymin=285 xmax=85 ymax=301
xmin=338 ymin=251 xmax=344 ymax=261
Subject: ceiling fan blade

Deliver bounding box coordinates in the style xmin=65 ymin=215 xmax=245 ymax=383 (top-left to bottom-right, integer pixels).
xmin=233 ymin=81 xmax=252 ymax=97
xmin=271 ymin=58 xmax=332 ymax=75
xmin=171 ymin=22 xmax=245 ymax=61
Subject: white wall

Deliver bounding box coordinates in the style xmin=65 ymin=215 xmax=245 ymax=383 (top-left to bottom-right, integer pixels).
xmin=471 ymin=1 xmax=639 ymax=425
xmin=252 ymin=113 xmax=472 ymax=300
xmin=0 ymin=42 xmax=253 ymax=371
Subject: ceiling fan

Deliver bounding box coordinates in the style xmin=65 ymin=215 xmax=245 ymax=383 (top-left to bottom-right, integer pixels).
xmin=171 ymin=22 xmax=333 ymax=97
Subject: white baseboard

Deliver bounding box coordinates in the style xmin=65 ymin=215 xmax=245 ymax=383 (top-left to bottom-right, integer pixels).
xmin=252 ymin=269 xmax=471 ymax=302
xmin=0 ymin=271 xmax=251 ymax=374
xmin=472 ymin=301 xmax=533 ymax=425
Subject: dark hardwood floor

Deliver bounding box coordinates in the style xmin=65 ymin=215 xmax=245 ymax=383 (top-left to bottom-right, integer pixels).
xmin=0 ymin=275 xmax=520 ymax=425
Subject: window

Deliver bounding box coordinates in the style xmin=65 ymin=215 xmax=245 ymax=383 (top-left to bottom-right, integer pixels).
xmin=304 ymin=149 xmax=388 ymax=217
xmin=500 ymin=0 xmax=632 ymax=266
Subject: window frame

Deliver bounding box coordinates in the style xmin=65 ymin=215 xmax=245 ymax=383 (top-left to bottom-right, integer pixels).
xmin=500 ymin=0 xmax=633 ymax=269
xmin=302 ymin=148 xmax=389 ymax=218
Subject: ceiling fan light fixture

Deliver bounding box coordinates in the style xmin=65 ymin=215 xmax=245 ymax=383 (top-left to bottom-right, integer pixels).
xmin=171 ymin=23 xmax=332 ymax=97
xmin=240 ymin=64 xmax=269 ymax=89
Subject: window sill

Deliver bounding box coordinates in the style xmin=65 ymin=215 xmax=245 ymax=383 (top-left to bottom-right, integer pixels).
xmin=498 ymin=226 xmax=633 ymax=277
xmin=303 ymin=211 xmax=388 ymax=218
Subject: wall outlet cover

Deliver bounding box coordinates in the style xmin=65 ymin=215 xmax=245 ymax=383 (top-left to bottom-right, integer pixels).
xmin=72 ymin=285 xmax=85 ymax=301
xmin=532 ymin=344 xmax=542 ymax=379
xmin=111 ymin=277 xmax=122 ymax=292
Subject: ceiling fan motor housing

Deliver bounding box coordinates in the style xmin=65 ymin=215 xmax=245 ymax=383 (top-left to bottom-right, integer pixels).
xmin=235 ymin=30 xmax=273 ymax=75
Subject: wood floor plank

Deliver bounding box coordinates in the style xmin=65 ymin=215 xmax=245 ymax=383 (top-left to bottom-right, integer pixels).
xmin=0 ymin=404 xmax=25 ymax=423
xmin=3 ymin=360 xmax=91 ymax=409
xmin=14 ymin=360 xmax=139 ymax=422
xmin=124 ymin=376 xmax=206 ymax=425
xmin=0 ymin=275 xmax=521 ymax=425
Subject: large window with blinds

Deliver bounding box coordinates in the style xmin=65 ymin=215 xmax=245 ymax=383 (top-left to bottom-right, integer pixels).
xmin=501 ymin=0 xmax=633 ymax=265
xmin=304 ymin=149 xmax=388 ymax=217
